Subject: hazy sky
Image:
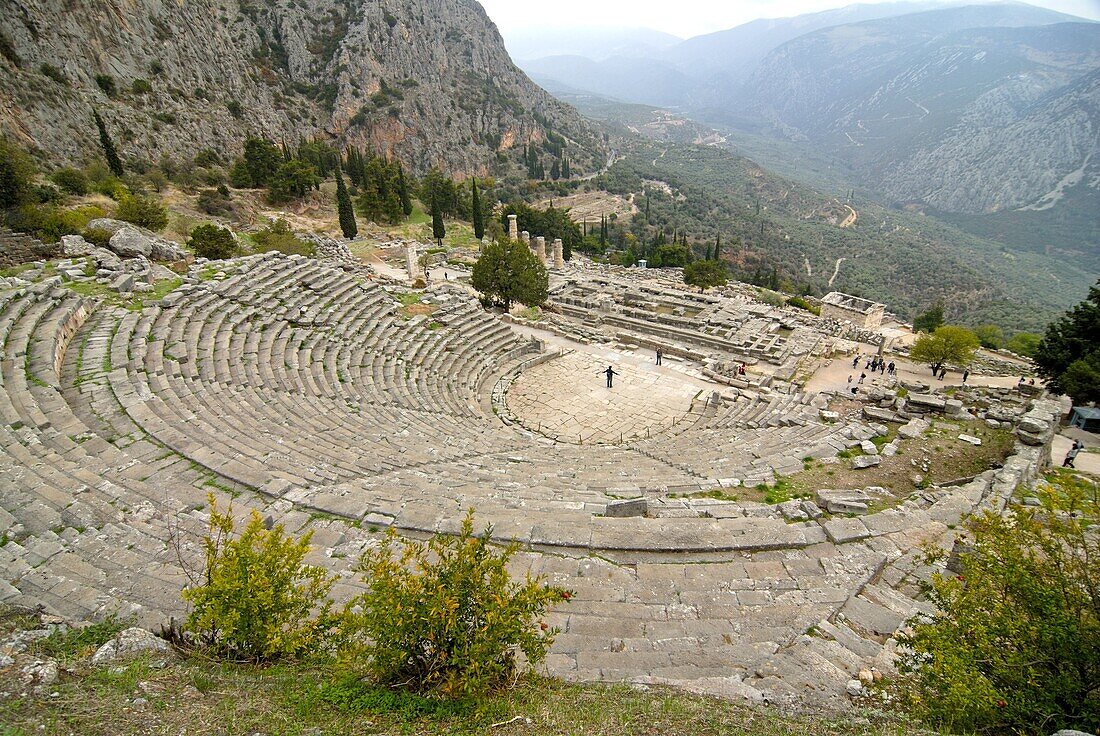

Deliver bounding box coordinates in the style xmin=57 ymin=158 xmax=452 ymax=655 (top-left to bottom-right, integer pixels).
xmin=478 ymin=0 xmax=1100 ymax=38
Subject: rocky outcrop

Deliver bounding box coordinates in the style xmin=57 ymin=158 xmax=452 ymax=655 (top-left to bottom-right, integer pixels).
xmin=87 ymin=219 xmax=189 ymax=262
xmin=0 ymin=0 xmax=603 ymax=178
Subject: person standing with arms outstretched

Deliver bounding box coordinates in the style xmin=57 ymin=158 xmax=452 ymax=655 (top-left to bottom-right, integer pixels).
xmin=1063 ymin=439 xmax=1083 ymax=468
xmin=603 ymin=365 xmax=618 ymax=389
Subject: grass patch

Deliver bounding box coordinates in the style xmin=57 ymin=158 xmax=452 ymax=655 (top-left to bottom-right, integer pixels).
xmin=31 ymin=616 xmax=129 ymax=663
xmin=0 ymin=653 xmax=931 ymax=736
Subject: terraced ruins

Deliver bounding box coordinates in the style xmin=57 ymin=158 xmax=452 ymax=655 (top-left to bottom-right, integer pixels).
xmin=0 ymin=227 xmax=1067 ymax=707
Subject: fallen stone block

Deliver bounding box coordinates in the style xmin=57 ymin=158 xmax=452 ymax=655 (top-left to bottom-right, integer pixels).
xmin=604 ymin=499 xmax=647 ymax=518
xmin=907 ymin=394 xmax=946 ymax=412
xmin=852 ymin=455 xmax=882 ymax=470
xmin=957 ymin=434 xmax=982 ymax=446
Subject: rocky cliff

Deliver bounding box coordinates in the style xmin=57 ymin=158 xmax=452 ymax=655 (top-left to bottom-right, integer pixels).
xmin=0 ymin=0 xmax=603 ymax=177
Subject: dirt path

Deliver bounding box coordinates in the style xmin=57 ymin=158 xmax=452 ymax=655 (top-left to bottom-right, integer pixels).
xmin=839 ymin=205 xmax=858 ymax=229
xmin=828 ymin=257 xmax=846 ymax=286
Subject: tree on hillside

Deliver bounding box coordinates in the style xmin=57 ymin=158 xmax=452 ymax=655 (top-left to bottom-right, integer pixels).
xmin=471 ymin=179 xmax=484 ymax=241
xmin=1035 ymin=280 xmax=1100 ymax=405
xmin=0 ymin=136 xmax=36 ymax=209
xmin=267 ymin=159 xmax=320 ymax=203
xmin=1006 ymin=332 xmax=1041 ymax=358
xmin=974 ymin=324 xmax=1004 ymax=350
xmin=914 ymin=303 xmax=946 ymax=333
xmin=396 ymin=164 xmax=412 ymax=217
xmin=471 ymin=239 xmax=548 ymax=310
xmin=910 ymin=325 xmax=980 ymax=374
xmin=93 ymin=110 xmax=124 ymax=177
xmin=430 ymin=192 xmax=445 ymax=246
xmin=683 ymin=260 xmax=728 ymax=291
xmin=335 ymin=170 xmax=357 ymax=239
xmin=242 ymin=137 xmax=282 ymax=188
xmin=713 ymin=234 xmax=721 ymax=261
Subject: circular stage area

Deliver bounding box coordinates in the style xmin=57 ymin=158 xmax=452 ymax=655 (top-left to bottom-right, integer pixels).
xmin=506 ymin=351 xmax=701 ymax=444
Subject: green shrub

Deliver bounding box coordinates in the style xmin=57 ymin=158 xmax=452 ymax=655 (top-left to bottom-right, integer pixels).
xmin=251 ymin=219 xmax=312 ymax=256
xmin=115 ymin=194 xmax=168 ymax=231
xmin=786 ymin=296 xmax=821 ymax=315
xmin=35 ymin=183 xmax=63 ymax=203
xmin=196 ymin=188 xmax=233 ymax=216
xmin=182 ymin=494 xmax=341 ymax=661
xmin=131 ymin=78 xmax=152 ymax=94
xmin=7 ymin=203 xmax=105 ymax=242
xmin=188 ymin=223 xmax=237 ymax=260
xmin=50 ymin=167 xmax=89 ymax=196
xmin=345 ymin=510 xmax=570 ymax=697
xmin=82 ymin=226 xmax=112 ymax=248
xmin=39 ymin=63 xmax=68 ymax=85
xmin=892 ymin=483 xmax=1099 ymax=734
xmin=94 ymin=73 xmax=116 ymax=96
xmin=0 ymin=136 xmax=36 ymax=209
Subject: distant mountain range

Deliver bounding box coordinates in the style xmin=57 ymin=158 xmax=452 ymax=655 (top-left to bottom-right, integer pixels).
xmin=505 ymin=26 xmax=682 ymax=62
xmin=515 ymin=2 xmax=1100 ymax=230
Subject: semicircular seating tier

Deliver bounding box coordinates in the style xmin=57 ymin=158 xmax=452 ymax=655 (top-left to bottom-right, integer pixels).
xmin=5 ymin=251 xmax=1054 ymax=705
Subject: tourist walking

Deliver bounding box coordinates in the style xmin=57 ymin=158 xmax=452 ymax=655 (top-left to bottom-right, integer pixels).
xmin=962 ymin=369 xmax=970 ymax=384
xmin=852 ymin=355 xmax=860 ymax=369
xmin=888 ymin=361 xmax=895 ymax=375
xmin=603 ymin=365 xmax=618 ymax=389
xmin=656 ymin=348 xmax=663 ymax=366
xmin=938 ymin=367 xmax=947 ymax=381
xmin=1063 ymin=439 xmax=1083 ymax=468
xmin=858 ymin=372 xmax=866 ymax=384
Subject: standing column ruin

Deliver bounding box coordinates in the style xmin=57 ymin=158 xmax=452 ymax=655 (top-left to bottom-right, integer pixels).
xmin=552 ymin=239 xmax=564 ymax=269
xmin=404 ymin=242 xmax=418 ymax=280
xmin=534 ymin=236 xmax=547 ymax=262
xmin=507 ymin=214 xmax=519 ymax=241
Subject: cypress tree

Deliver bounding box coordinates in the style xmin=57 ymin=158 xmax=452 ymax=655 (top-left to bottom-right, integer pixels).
xmin=713 ymin=234 xmax=721 ymax=261
xmin=705 ymin=243 xmax=713 ymax=261
xmin=396 ymin=164 xmax=412 ymax=217
xmin=471 ymin=178 xmax=484 ymax=240
xmin=645 ymin=196 xmax=650 ymax=222
xmin=93 ymin=110 xmax=124 ymax=177
xmin=430 ymin=191 xmax=446 ymax=245
xmin=335 ymin=170 xmax=357 ymax=239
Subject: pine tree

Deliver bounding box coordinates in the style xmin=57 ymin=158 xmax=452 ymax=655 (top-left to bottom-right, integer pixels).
xmin=713 ymin=234 xmax=721 ymax=261
xmin=335 ymin=170 xmax=357 ymax=239
xmin=430 ymin=191 xmax=446 ymax=246
xmin=396 ymin=164 xmax=412 ymax=217
xmin=93 ymin=110 xmax=124 ymax=177
xmin=471 ymin=179 xmax=484 ymax=240
xmin=346 ymin=148 xmax=362 ymax=188
xmin=357 ymin=156 xmax=385 ymax=222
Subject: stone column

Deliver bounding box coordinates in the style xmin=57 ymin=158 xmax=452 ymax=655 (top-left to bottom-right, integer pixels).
xmin=404 ymin=243 xmax=418 ymax=280
xmin=520 ymin=231 xmax=531 ymax=246
xmin=507 ymin=215 xmax=518 ymax=241
xmin=552 ymin=239 xmax=564 ymax=269
xmin=534 ymin=236 xmax=546 ymax=262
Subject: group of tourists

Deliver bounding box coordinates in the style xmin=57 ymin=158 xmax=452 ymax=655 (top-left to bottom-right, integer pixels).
xmin=852 ymin=354 xmax=895 ymax=376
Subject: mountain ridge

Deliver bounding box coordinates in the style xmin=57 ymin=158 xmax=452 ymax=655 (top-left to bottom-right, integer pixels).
xmin=0 ymin=0 xmax=604 ymax=177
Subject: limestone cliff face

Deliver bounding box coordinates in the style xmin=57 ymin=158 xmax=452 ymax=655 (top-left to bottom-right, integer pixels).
xmin=0 ymin=0 xmax=603 ymax=176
